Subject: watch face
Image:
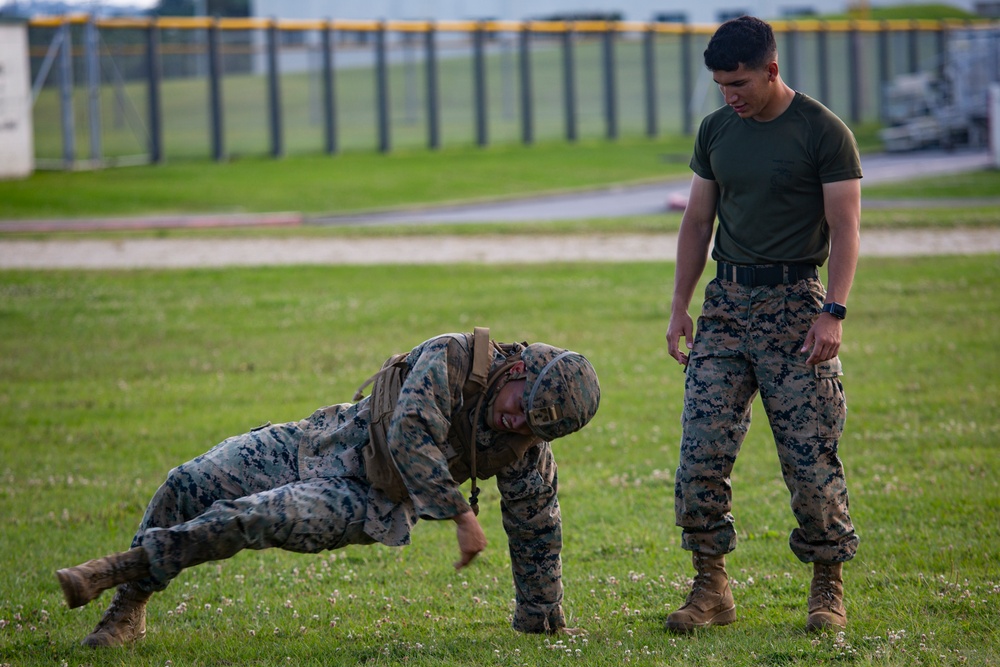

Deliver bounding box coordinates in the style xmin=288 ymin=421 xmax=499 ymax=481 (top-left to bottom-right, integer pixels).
xmin=824 ymin=303 xmax=846 ymax=319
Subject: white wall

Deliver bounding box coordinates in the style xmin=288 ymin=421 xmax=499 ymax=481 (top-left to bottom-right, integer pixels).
xmin=252 ymin=0 xmax=979 ymax=25
xmin=0 ymin=22 xmax=34 ymax=180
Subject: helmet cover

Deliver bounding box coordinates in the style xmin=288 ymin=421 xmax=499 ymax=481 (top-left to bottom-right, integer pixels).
xmin=520 ymin=343 xmax=601 ymax=441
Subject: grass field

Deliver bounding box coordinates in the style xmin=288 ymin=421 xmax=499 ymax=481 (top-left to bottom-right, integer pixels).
xmin=1 ymin=252 xmax=998 ymax=666
xmin=3 ymin=138 xmax=698 ymax=221
xmin=2 ymin=117 xmax=998 ymax=665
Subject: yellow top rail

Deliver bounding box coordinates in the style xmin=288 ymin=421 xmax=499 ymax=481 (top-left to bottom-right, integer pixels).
xmin=26 ymin=14 xmax=995 ymax=33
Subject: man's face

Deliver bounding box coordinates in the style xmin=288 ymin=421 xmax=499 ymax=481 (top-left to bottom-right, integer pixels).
xmin=713 ymin=62 xmax=777 ymax=121
xmin=491 ymin=365 xmax=532 ymax=436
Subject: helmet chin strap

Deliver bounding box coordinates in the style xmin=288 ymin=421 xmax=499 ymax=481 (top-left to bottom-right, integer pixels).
xmin=468 ymin=360 xmax=525 ymax=515
xmin=482 ymin=362 xmax=526 ymax=428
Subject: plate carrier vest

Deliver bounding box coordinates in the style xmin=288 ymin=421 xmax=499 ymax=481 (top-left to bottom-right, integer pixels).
xmin=354 ymin=327 xmax=539 ymax=514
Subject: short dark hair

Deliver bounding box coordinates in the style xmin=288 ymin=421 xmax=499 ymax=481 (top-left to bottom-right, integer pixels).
xmin=703 ymin=15 xmax=776 ymax=72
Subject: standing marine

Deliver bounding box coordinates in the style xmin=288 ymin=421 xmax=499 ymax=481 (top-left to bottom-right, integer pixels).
xmin=663 ymin=16 xmax=862 ymax=633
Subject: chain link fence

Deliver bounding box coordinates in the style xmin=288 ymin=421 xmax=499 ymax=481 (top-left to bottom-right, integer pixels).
xmin=25 ymin=15 xmax=999 ymax=169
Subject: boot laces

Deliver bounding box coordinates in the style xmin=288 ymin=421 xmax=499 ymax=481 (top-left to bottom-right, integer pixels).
xmin=94 ymin=586 xmax=147 ymax=633
xmin=813 ymin=573 xmax=838 ymax=608
xmin=685 ymin=570 xmax=715 ymax=605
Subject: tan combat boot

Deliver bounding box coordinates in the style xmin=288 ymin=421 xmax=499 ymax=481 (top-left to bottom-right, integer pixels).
xmin=806 ymin=562 xmax=846 ymax=632
xmin=56 ymin=546 xmax=150 ymax=609
xmin=81 ymin=583 xmax=152 ymax=647
xmin=665 ymin=552 xmax=737 ymax=633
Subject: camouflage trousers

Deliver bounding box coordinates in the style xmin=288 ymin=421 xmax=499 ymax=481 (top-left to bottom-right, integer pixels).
xmin=130 ymin=422 xmax=375 ymax=592
xmin=674 ymin=276 xmax=859 ymax=564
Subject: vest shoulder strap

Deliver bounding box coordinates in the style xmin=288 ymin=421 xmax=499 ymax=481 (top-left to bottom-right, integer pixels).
xmin=464 ymin=326 xmax=491 ymax=398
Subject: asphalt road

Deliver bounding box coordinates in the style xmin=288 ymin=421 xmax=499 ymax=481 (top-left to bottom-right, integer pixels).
xmin=314 ymin=148 xmax=996 ymax=226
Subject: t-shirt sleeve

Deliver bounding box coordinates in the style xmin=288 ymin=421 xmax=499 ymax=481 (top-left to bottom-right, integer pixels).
xmin=689 ymin=116 xmax=716 ymax=181
xmin=815 ymin=110 xmax=863 ymax=184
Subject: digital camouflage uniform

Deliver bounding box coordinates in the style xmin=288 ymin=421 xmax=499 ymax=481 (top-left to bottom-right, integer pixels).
xmin=676 ymin=278 xmax=858 ymax=563
xmin=129 ymin=333 xmax=589 ymax=633
xmin=675 ymin=92 xmax=862 ymax=565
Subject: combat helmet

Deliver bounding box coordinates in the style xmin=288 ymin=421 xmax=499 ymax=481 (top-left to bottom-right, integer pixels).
xmin=520 ymin=343 xmax=601 ymax=441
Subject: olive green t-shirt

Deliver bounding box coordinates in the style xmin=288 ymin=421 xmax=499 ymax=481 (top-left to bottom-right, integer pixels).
xmin=690 ymin=92 xmax=863 ymax=266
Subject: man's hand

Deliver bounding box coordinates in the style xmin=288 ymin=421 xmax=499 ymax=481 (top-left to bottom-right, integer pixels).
xmin=453 ymin=510 xmax=487 ymax=570
xmin=666 ymin=311 xmax=695 ymax=366
xmin=801 ymin=313 xmax=843 ymax=365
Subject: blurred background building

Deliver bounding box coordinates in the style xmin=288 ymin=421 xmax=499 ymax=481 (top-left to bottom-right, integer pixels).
xmin=1 ymin=0 xmax=995 ymax=22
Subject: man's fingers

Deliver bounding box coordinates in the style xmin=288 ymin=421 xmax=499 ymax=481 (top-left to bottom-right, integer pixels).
xmin=801 ymin=331 xmax=814 ymax=354
xmin=667 ymin=315 xmax=694 ymax=365
xmin=453 ymin=510 xmax=487 ymax=570
xmin=454 ymin=550 xmax=479 ymax=570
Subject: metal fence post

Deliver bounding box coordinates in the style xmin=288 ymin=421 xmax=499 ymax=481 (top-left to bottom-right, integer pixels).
xmin=58 ymin=20 xmax=75 ymax=168
xmin=877 ymin=22 xmax=890 ymax=121
xmin=321 ymin=20 xmax=337 ymax=154
xmin=818 ymin=21 xmax=830 ymax=106
xmin=473 ymin=22 xmax=488 ymax=147
xmin=785 ymin=25 xmax=799 ymax=89
xmin=147 ymin=20 xmax=163 ymax=163
xmin=375 ymin=22 xmax=390 ymax=153
xmin=643 ymin=26 xmax=657 ymax=137
xmin=681 ymin=26 xmax=693 ymax=135
xmin=848 ymin=23 xmax=862 ymax=124
xmin=208 ymin=19 xmax=225 ymax=161
xmin=562 ymin=25 xmax=577 ymax=142
xmin=85 ymin=17 xmax=101 ymax=164
xmin=602 ymin=25 xmax=617 ymax=140
xmin=425 ymin=23 xmax=440 ymax=150
xmin=267 ymin=19 xmax=283 ymax=158
xmin=519 ymin=23 xmax=533 ymax=145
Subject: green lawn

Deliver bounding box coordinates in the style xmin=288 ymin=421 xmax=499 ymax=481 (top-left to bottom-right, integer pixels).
xmin=2 ymin=138 xmax=695 ymax=221
xmin=1 ymin=116 xmax=997 ymax=665
xmin=1 ymin=255 xmax=997 ymax=666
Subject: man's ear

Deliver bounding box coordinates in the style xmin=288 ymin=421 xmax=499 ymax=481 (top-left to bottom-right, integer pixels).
xmin=509 ymin=361 xmax=526 ymax=375
xmin=767 ymin=61 xmax=779 ymax=82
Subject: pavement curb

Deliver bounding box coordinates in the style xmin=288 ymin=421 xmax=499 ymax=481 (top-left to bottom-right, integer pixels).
xmin=0 ymin=212 xmax=303 ymax=233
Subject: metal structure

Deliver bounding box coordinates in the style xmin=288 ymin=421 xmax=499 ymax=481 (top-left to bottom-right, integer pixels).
xmin=23 ymin=15 xmax=1000 ymax=169
xmin=880 ymin=26 xmax=1000 ymax=151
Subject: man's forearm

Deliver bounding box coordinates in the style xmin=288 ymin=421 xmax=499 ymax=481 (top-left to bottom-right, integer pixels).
xmin=825 ymin=223 xmax=860 ymax=306
xmin=822 ymin=178 xmax=862 ymax=306
xmin=671 ymin=219 xmax=714 ymax=314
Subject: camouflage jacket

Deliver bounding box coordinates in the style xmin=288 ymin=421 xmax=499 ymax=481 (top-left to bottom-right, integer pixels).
xmin=295 ymin=333 xmax=566 ymax=633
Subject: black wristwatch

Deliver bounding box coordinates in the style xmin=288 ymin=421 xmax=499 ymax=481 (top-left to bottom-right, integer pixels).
xmin=822 ymin=302 xmax=847 ymax=320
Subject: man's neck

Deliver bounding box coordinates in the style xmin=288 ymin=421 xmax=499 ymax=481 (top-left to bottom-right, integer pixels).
xmin=754 ymin=81 xmax=796 ymax=122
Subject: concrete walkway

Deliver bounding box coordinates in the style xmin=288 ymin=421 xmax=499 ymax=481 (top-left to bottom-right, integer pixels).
xmin=1 ymin=148 xmax=996 ymax=269
xmin=2 ymin=228 xmax=999 ymax=270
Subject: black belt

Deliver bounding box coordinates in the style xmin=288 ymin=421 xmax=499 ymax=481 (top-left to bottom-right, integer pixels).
xmin=716 ymin=261 xmax=818 ymax=287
